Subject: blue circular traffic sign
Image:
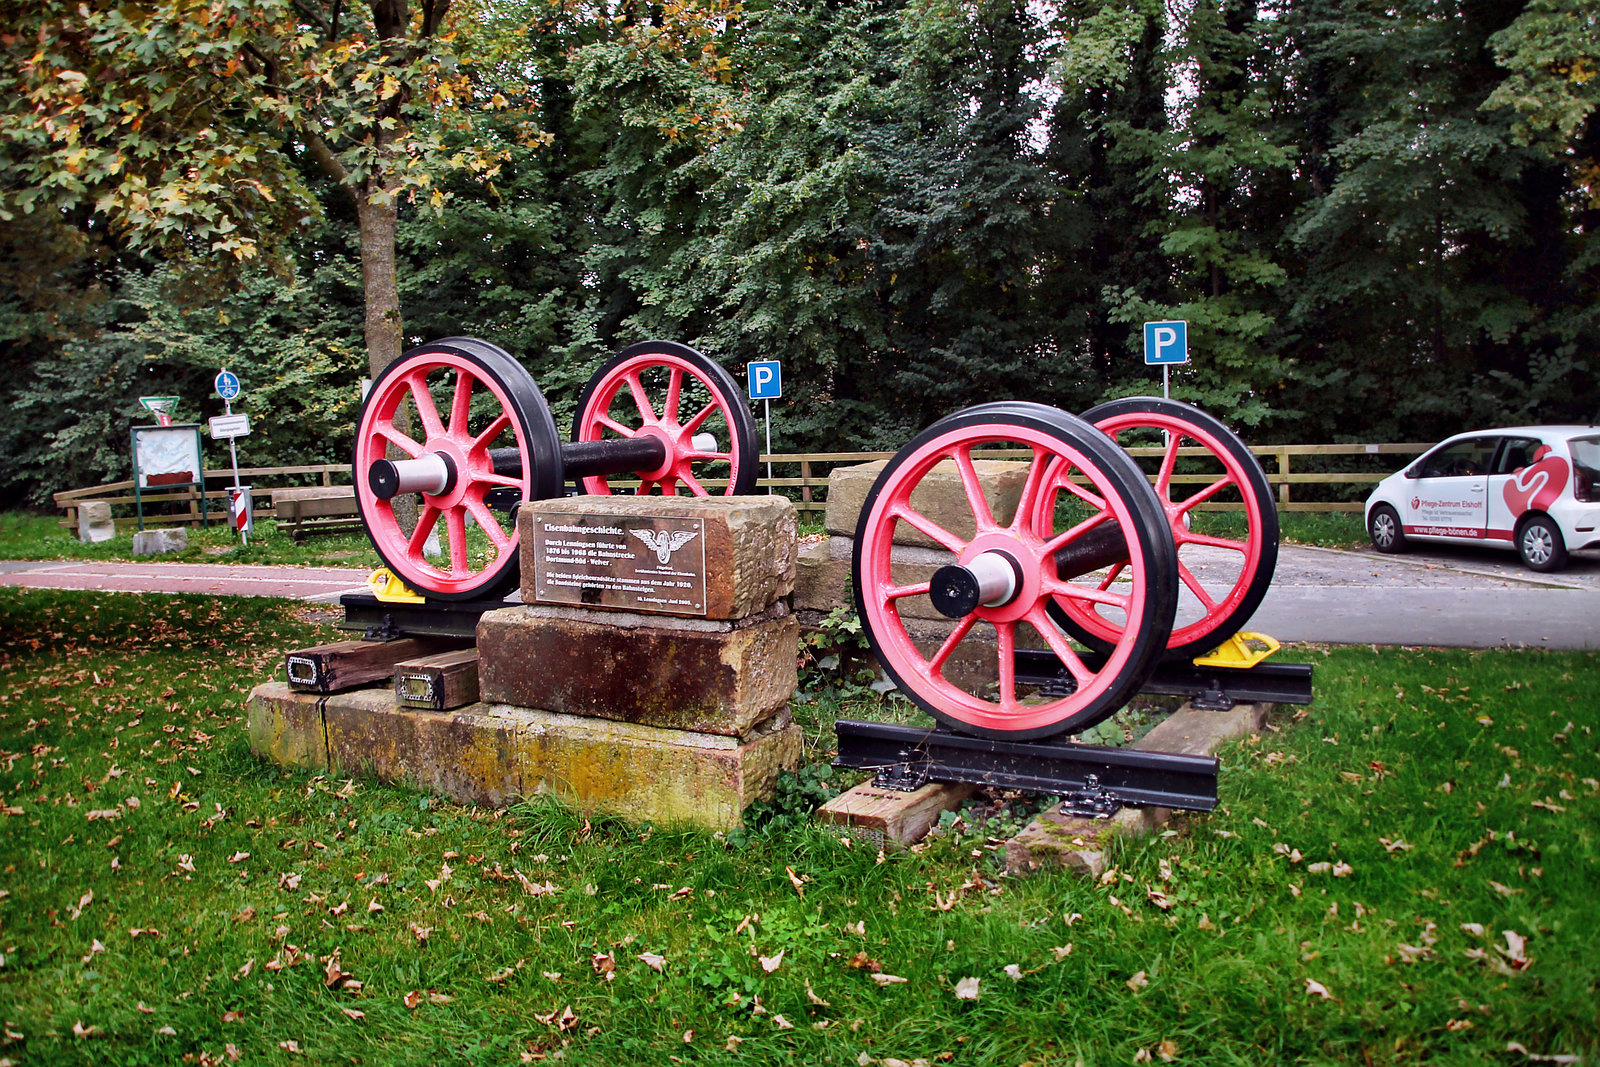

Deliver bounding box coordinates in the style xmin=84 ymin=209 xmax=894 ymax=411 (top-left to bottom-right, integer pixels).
xmin=215 ymin=370 xmax=241 ymax=401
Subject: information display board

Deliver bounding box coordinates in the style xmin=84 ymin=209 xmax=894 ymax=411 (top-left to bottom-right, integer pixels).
xmin=531 ymin=513 xmax=707 ymax=615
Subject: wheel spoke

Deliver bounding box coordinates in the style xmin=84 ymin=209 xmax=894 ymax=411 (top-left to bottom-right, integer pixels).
xmin=681 ymin=399 xmax=718 ymax=436
xmin=405 ymin=371 xmax=446 ymax=438
xmin=952 ymin=445 xmax=996 ymax=532
xmin=594 ymin=413 xmax=636 ymax=438
xmin=407 ymin=506 xmax=441 ymax=555
xmin=927 ymin=614 xmax=977 ymax=677
xmin=476 ymin=472 xmax=522 ymax=489
xmin=996 ymin=623 xmax=1017 ymax=711
xmin=1027 ymin=605 xmax=1095 ymax=686
xmin=624 ymin=372 xmax=656 ymax=424
xmin=448 ymin=368 xmax=474 ymax=436
xmin=1043 ymin=577 xmax=1130 ymax=612
xmin=1055 ymin=472 xmax=1107 ymax=513
xmin=1173 ymin=474 xmax=1236 ymax=515
xmin=1179 ymin=531 xmax=1250 ymax=554
xmin=1155 ymin=431 xmax=1184 ymax=497
xmin=1011 ymin=450 xmax=1056 ymax=533
xmin=471 ymin=413 xmax=512 ymax=451
xmin=375 ymin=423 xmax=426 ymax=459
xmin=1177 ymin=559 xmax=1217 ymax=610
xmin=664 ymin=368 xmax=683 ymax=422
xmin=445 ymin=509 xmax=470 ymax=576
xmin=677 ymin=468 xmax=707 ymax=496
xmin=888 ymin=505 xmax=966 ymax=554
xmin=885 ymin=581 xmax=932 ymax=601
xmin=465 ymin=496 xmax=512 ymax=552
xmin=1041 ymin=509 xmax=1114 ymax=558
xmin=1098 ymin=561 xmax=1127 ymax=590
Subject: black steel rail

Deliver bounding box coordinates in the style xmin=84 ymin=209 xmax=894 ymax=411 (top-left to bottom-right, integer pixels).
xmin=833 ymin=719 xmax=1219 ymax=812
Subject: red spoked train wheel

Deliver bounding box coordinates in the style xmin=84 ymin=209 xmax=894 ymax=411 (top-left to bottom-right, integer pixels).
xmin=1039 ymin=397 xmax=1278 ymax=660
xmin=852 ymin=402 xmax=1177 ymax=741
xmin=353 ymin=337 xmax=562 ymax=601
xmin=572 ymin=341 xmax=759 ymax=496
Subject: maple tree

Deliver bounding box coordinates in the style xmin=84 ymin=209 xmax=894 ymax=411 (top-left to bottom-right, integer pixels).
xmin=0 ymin=0 xmax=499 ymax=376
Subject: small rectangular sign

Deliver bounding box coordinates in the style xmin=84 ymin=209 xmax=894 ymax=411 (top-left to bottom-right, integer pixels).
xmin=1143 ymin=320 xmax=1189 ymax=366
xmin=747 ymin=360 xmax=782 ymax=400
xmin=209 ymin=413 xmax=251 ymax=439
xmin=532 ymin=513 xmax=707 ymax=615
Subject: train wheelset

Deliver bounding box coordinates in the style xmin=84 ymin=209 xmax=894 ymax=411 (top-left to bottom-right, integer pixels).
xmin=839 ymin=398 xmax=1310 ymax=813
xmin=350 ymin=338 xmax=758 ymax=603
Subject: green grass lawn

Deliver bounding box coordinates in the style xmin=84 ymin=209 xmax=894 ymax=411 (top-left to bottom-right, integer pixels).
xmin=0 ymin=512 xmax=380 ymax=570
xmin=1 ymin=588 xmax=1594 ymax=1065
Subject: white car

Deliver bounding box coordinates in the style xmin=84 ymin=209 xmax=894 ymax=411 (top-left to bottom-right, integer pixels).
xmin=1365 ymin=425 xmax=1600 ymax=571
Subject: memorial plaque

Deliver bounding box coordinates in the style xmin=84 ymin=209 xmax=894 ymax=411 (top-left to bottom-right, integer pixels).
xmin=531 ymin=513 xmax=707 ymax=615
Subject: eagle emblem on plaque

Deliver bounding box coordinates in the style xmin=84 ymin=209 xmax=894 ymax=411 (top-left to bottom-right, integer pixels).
xmin=631 ymin=528 xmax=700 ymax=565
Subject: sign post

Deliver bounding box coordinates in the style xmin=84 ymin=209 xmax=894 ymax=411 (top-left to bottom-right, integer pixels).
xmin=1142 ymin=320 xmax=1189 ymax=402
xmin=746 ymin=361 xmax=782 ymax=494
xmin=213 ymin=370 xmax=250 ymax=544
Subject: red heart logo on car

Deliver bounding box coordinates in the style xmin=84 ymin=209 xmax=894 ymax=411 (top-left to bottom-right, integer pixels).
xmin=1503 ymin=454 xmax=1568 ymax=516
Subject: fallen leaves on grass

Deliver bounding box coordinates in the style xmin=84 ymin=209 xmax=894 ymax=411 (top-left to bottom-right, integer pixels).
xmin=953 ymin=976 xmax=980 ymax=1000
xmin=514 ymin=870 xmax=557 ymax=897
xmin=870 ymin=973 xmax=908 ymax=986
xmin=322 ymin=950 xmax=359 ymax=992
xmin=637 ymin=951 xmax=666 ymax=972
xmin=1126 ymin=971 xmax=1148 ymax=992
xmin=759 ymin=950 xmax=784 ymax=974
xmin=1304 ymin=978 xmax=1334 ymax=1001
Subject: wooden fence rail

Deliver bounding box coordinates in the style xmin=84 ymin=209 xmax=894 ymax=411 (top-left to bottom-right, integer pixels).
xmin=53 ymin=444 xmax=1431 ymax=529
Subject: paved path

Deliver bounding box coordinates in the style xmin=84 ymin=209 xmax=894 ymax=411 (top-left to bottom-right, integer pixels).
xmin=0 ymin=560 xmax=370 ymax=603
xmin=1248 ymin=544 xmax=1600 ymax=650
xmin=1 ymin=543 xmax=1597 ymax=649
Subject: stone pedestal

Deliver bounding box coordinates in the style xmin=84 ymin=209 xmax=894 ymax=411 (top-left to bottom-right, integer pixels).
xmin=247 ymin=682 xmax=800 ymax=823
xmin=487 ymin=494 xmax=802 ymax=828
xmin=478 ymin=604 xmax=797 ymax=736
xmin=823 ymin=458 xmax=1029 ymax=548
xmin=250 ymin=494 xmax=802 ymax=829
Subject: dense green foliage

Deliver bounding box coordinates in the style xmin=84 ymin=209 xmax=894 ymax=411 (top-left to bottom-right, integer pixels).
xmin=1 ymin=589 xmax=1596 ymax=1063
xmin=2 ymin=0 xmax=1596 ymax=507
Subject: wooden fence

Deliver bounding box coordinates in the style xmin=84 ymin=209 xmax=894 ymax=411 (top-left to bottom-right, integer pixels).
xmin=53 ymin=443 xmax=1431 ymax=528
xmin=761 ymin=442 xmax=1432 ymax=515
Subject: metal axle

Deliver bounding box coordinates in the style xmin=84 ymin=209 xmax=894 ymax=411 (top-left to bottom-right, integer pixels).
xmin=929 ymin=521 xmax=1131 ymax=620
xmin=368 ymin=433 xmax=719 ymax=500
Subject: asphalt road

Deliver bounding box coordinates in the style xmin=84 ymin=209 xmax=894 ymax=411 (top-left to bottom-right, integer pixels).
xmin=1248 ymin=543 xmax=1600 ymax=650
xmin=1 ymin=542 xmax=1597 ymax=649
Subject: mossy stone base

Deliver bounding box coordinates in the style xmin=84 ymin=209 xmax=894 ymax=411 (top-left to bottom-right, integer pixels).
xmin=247 ymin=682 xmax=801 ymax=828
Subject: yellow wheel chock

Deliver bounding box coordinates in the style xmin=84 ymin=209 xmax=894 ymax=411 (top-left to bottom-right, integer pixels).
xmin=1193 ymin=631 xmax=1279 ymax=669
xmin=367 ymin=567 xmax=425 ymax=604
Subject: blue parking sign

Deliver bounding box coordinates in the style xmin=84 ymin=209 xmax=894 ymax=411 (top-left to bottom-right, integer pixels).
xmin=747 ymin=361 xmax=782 ymax=400
xmin=1143 ymin=321 xmax=1189 ymax=366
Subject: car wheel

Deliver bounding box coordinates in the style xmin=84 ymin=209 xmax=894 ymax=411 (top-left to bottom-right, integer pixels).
xmin=1517 ymin=515 xmax=1568 ymax=572
xmin=1368 ymin=504 xmax=1406 ymax=554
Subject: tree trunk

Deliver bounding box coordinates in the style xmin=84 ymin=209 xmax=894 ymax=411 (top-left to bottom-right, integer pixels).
xmin=356 ymin=193 xmax=403 ymax=379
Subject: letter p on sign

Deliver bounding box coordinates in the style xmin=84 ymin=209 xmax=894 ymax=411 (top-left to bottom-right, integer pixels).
xmin=1143 ymin=321 xmax=1189 ymax=366
xmin=747 ymin=360 xmax=782 ymax=400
